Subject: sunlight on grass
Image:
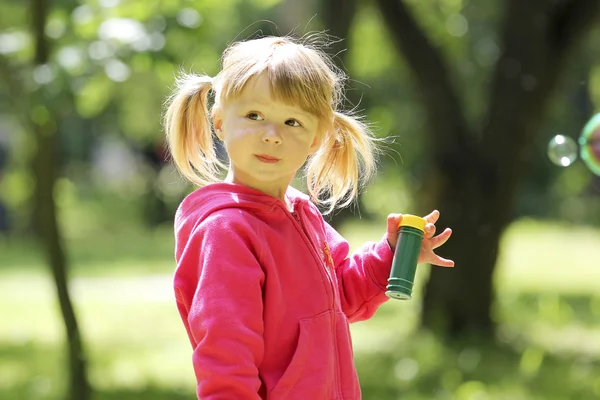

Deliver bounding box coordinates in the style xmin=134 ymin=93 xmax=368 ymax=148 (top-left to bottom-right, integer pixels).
xmin=497 ymin=218 xmax=600 ymax=294
xmin=0 ymin=273 xmax=195 ymax=397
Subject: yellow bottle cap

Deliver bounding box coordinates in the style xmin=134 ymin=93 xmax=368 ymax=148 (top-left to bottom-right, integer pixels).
xmin=398 ymin=214 xmax=426 ymax=232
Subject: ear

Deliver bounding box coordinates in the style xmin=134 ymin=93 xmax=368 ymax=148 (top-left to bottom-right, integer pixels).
xmin=212 ymin=106 xmax=224 ymax=140
xmin=308 ymin=131 xmax=324 ymax=154
xmin=309 ymin=120 xmax=332 ymax=154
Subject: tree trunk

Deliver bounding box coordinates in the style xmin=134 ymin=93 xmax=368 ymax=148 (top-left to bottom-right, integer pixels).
xmin=373 ymin=0 xmax=600 ymax=336
xmin=320 ymin=0 xmax=358 ymax=63
xmin=32 ymin=121 xmax=91 ymax=400
xmin=31 ymin=0 xmax=91 ymax=398
xmin=320 ymin=0 xmax=378 ymax=228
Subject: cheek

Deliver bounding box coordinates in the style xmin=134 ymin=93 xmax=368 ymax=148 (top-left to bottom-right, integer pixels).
xmin=225 ymin=126 xmax=255 ymax=142
xmin=287 ymin=137 xmax=312 ymax=153
xmin=286 ymin=129 xmax=314 ymax=144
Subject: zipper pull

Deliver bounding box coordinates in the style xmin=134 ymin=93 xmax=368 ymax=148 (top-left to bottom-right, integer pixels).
xmin=291 ymin=211 xmax=301 ymax=224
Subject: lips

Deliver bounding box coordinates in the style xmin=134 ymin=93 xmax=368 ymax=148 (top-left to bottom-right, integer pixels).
xmin=255 ymin=154 xmax=280 ymax=163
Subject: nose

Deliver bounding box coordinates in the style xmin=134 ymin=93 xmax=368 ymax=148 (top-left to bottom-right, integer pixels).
xmin=261 ymin=125 xmax=282 ymax=145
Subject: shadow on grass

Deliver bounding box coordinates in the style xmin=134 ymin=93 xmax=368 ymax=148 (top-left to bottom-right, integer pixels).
xmin=356 ymin=331 xmax=600 ymax=400
xmin=2 ymin=291 xmax=600 ymax=399
xmin=0 ymin=341 xmax=195 ymax=400
xmin=0 ymin=387 xmax=194 ymax=400
xmin=3 ymin=334 xmax=599 ymax=400
xmin=502 ymin=292 xmax=600 ymax=327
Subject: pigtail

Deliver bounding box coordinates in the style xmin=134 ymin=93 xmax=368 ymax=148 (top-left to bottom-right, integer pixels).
xmin=306 ymin=111 xmax=377 ymax=214
xmin=163 ymin=73 xmax=224 ymax=186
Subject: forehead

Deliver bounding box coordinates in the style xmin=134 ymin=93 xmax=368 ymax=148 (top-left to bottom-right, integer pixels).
xmin=230 ymin=74 xmax=318 ymax=120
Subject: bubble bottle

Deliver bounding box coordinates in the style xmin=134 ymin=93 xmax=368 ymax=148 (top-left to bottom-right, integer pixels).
xmin=386 ymin=215 xmax=426 ymax=300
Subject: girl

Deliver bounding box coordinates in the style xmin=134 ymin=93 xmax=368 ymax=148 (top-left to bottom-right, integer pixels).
xmin=163 ymin=35 xmax=454 ymax=399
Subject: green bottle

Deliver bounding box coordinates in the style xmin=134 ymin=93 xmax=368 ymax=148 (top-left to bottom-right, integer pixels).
xmin=386 ymin=214 xmax=426 ymax=300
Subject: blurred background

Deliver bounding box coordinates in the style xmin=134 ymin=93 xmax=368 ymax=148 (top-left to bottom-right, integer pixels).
xmin=1 ymin=0 xmax=600 ymax=399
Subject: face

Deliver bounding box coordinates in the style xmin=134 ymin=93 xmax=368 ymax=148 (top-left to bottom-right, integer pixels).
xmin=213 ymin=73 xmax=321 ymax=199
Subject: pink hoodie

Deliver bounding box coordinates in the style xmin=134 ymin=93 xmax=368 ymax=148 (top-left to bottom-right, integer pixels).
xmin=173 ymin=183 xmax=394 ymax=399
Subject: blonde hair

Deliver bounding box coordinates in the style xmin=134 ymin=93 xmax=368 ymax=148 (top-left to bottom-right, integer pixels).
xmin=163 ymin=35 xmax=378 ymax=213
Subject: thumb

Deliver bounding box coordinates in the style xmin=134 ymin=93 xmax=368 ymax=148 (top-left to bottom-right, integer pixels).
xmin=387 ymin=213 xmax=402 ymax=235
xmin=386 ymin=213 xmax=403 ymax=250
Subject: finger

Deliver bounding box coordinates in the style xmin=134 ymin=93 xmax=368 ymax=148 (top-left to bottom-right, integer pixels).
xmin=429 ymin=228 xmax=452 ymax=249
xmin=423 ymin=209 xmax=440 ymax=224
xmin=387 ymin=213 xmax=402 ymax=233
xmin=424 ymin=223 xmax=436 ymax=239
xmin=430 ymin=255 xmax=455 ymax=268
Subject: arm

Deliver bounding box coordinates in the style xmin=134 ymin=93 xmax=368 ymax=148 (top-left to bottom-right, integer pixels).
xmin=175 ymin=212 xmax=264 ymax=399
xmin=324 ymin=221 xmax=394 ymax=323
xmin=325 ymin=211 xmax=454 ymax=323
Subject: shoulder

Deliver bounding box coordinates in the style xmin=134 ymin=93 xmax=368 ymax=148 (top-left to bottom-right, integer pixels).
xmin=197 ymin=208 xmax=261 ymax=234
xmin=180 ymin=208 xmax=265 ymax=261
xmin=189 ymin=208 xmax=270 ymax=254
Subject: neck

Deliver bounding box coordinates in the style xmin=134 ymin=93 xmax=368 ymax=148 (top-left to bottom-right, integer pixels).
xmin=224 ymin=170 xmax=293 ymax=211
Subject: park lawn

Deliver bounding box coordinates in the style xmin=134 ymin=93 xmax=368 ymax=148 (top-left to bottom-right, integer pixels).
xmin=1 ymin=218 xmax=600 ymax=399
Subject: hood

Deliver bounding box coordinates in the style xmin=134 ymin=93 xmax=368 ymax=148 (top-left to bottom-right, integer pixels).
xmin=174 ymin=183 xmax=310 ymax=244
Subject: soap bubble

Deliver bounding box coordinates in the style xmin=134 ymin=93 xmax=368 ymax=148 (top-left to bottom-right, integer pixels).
xmin=546 ymin=113 xmax=600 ymax=175
xmin=547 ymin=134 xmax=577 ymax=167
xmin=579 ymin=113 xmax=600 ymax=176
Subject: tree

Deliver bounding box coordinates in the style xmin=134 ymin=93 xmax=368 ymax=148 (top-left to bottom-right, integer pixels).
xmin=370 ymin=0 xmax=600 ymax=336
xmin=320 ymin=0 xmax=384 ymax=227
xmin=31 ymin=0 xmax=91 ymax=395
xmin=0 ymin=0 xmax=91 ymax=398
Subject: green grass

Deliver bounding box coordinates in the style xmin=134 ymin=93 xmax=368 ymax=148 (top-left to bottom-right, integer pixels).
xmin=1 ymin=218 xmax=600 ymax=399
xmin=0 ymin=273 xmax=194 ymax=399
xmin=0 ymin=224 xmax=176 ymax=277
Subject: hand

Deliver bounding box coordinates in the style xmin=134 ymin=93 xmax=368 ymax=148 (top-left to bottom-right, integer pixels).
xmin=385 ymin=210 xmax=454 ymax=268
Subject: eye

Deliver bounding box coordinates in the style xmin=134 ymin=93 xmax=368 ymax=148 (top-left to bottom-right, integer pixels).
xmin=247 ymin=112 xmax=263 ymax=121
xmin=285 ymin=119 xmax=302 ymax=127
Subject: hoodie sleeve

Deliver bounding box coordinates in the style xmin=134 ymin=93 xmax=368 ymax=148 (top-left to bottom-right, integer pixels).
xmin=324 ymin=221 xmax=394 ymax=323
xmin=174 ymin=211 xmax=265 ymax=399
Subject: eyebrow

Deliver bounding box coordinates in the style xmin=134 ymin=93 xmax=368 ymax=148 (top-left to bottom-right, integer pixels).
xmin=240 ymin=100 xmax=316 ymax=121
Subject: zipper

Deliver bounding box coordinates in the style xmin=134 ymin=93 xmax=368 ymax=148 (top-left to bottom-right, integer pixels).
xmin=287 ymin=206 xmax=335 ymax=309
xmin=287 ymin=204 xmax=342 ymax=397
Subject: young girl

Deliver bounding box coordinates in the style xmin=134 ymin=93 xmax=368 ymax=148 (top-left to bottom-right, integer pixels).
xmin=163 ymin=35 xmax=454 ymax=399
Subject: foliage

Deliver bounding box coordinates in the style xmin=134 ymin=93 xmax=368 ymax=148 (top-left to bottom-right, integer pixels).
xmin=1 ymin=0 xmax=599 ymax=234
